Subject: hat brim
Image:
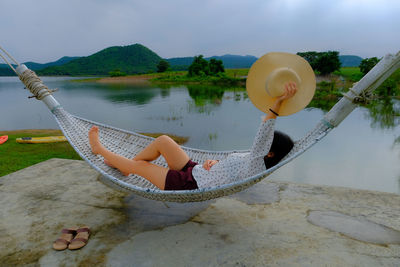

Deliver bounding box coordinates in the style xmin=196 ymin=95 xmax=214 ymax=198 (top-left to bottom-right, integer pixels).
xmin=246 ymin=52 xmax=316 ymax=116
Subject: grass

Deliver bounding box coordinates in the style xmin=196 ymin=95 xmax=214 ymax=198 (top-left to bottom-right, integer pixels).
xmin=151 ymin=70 xmax=245 ymax=86
xmin=74 ymin=68 xmax=248 ymax=85
xmin=225 ymin=68 xmax=249 ymax=78
xmin=0 ymin=129 xmax=188 ymax=177
xmin=334 ymin=67 xmax=363 ymax=82
xmin=0 ymin=129 xmax=81 ymax=177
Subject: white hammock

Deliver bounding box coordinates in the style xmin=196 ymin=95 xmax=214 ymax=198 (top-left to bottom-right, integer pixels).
xmin=1 ymin=46 xmax=399 ymax=202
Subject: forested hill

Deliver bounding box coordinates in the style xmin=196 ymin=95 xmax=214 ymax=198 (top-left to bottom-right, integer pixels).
xmin=25 ymin=56 xmax=80 ymax=71
xmin=38 ymin=44 xmax=162 ymax=76
xmin=0 ymin=56 xmax=78 ymax=76
xmin=339 ymin=55 xmax=363 ymax=67
xmin=167 ymin=54 xmax=258 ymax=70
xmin=168 ymin=54 xmax=362 ymax=70
xmin=0 ymin=44 xmax=364 ymax=76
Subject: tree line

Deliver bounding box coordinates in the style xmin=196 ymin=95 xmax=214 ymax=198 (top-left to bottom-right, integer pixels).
xmin=157 ymin=55 xmax=225 ymax=77
xmin=296 ymin=51 xmax=341 ymax=75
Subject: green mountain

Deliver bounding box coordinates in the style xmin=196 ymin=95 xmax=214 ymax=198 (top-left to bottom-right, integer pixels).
xmin=0 ymin=67 xmax=15 ymax=76
xmin=166 ymin=57 xmax=194 ymax=70
xmin=25 ymin=56 xmax=80 ymax=70
xmin=38 ymin=44 xmax=162 ymax=76
xmin=210 ymin=54 xmax=258 ymax=68
xmin=0 ymin=56 xmax=79 ymax=76
xmin=168 ymin=54 xmax=362 ymax=69
xmin=167 ymin=54 xmax=258 ymax=70
xmin=0 ymin=46 xmax=365 ymax=77
xmin=339 ymin=55 xmax=363 ymax=67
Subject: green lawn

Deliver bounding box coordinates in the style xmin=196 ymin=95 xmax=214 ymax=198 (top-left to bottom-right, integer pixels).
xmin=334 ymin=67 xmax=363 ymax=82
xmin=0 ymin=129 xmax=81 ymax=177
xmin=225 ymin=68 xmax=249 ymax=78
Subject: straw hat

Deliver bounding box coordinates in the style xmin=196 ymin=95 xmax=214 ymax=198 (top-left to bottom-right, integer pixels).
xmin=246 ymin=52 xmax=316 ymax=116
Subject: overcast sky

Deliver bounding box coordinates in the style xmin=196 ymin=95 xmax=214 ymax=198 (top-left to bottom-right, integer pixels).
xmin=1 ymin=0 xmax=399 ymax=63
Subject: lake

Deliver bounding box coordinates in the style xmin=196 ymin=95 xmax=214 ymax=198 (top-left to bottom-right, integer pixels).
xmin=0 ymin=76 xmax=399 ymax=194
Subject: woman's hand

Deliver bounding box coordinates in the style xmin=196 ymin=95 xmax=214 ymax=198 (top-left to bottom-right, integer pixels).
xmin=202 ymin=159 xmax=219 ymax=171
xmin=263 ymin=82 xmax=298 ymax=122
xmin=277 ymin=82 xmax=298 ymax=102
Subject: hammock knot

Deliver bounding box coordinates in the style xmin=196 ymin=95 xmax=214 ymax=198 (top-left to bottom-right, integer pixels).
xmin=19 ymin=69 xmax=55 ymax=100
xmin=342 ymin=86 xmax=376 ymax=105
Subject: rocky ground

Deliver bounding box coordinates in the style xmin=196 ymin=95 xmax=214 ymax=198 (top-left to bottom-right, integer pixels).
xmin=1 ymin=158 xmax=399 ymax=266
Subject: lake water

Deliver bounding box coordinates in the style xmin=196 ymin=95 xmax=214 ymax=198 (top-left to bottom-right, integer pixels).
xmin=1 ymin=76 xmax=399 ymax=194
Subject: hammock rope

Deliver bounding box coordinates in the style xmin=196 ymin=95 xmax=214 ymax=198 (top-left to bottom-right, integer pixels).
xmin=342 ymin=86 xmax=376 ymax=104
xmin=0 ymin=46 xmax=19 ymax=73
xmin=19 ymin=69 xmax=57 ymax=100
xmin=1 ymin=45 xmax=399 ymax=202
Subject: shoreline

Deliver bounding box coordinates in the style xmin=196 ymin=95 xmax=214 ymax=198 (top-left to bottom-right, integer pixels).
xmin=84 ymin=72 xmax=351 ymax=89
xmin=0 ymin=129 xmax=188 ymax=144
xmin=96 ymin=74 xmax=154 ymax=84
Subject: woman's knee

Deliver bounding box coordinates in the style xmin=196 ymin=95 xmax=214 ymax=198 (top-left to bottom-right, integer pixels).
xmin=156 ymin=135 xmax=174 ymax=146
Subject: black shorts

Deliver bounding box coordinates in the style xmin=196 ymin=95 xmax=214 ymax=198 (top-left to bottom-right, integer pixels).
xmin=164 ymin=160 xmax=199 ymax=190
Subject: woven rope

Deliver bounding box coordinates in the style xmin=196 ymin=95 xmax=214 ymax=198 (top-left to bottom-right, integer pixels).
xmin=342 ymin=87 xmax=376 ymax=104
xmin=19 ymin=69 xmax=54 ymax=100
xmin=52 ymin=108 xmax=331 ymax=202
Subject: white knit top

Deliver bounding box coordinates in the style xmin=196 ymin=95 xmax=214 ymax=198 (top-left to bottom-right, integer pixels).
xmin=192 ymin=119 xmax=276 ymax=189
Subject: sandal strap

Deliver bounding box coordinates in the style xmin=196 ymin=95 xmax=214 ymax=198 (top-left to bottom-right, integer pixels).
xmin=55 ymin=238 xmax=70 ymax=245
xmin=76 ymin=227 xmax=90 ymax=234
xmin=71 ymin=237 xmax=88 ymax=244
xmin=61 ymin=229 xmax=77 ymax=234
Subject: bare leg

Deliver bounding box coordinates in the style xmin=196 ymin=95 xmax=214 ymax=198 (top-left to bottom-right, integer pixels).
xmin=134 ymin=135 xmax=190 ymax=171
xmin=89 ymin=126 xmax=168 ymax=189
xmin=104 ymin=159 xmax=129 ymax=176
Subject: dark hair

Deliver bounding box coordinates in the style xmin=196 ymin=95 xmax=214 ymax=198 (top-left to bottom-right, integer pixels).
xmin=264 ymin=131 xmax=294 ymax=169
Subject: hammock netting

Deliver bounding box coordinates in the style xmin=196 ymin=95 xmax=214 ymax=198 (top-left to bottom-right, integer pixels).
xmin=53 ymin=107 xmax=331 ymax=202
xmin=1 ymin=46 xmax=399 ymax=202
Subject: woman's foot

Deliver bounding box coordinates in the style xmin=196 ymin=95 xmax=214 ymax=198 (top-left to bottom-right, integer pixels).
xmin=104 ymin=159 xmax=130 ymax=176
xmin=88 ymin=126 xmax=103 ymax=154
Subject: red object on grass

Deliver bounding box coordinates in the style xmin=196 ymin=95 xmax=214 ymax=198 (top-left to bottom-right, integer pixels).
xmin=0 ymin=135 xmax=8 ymax=144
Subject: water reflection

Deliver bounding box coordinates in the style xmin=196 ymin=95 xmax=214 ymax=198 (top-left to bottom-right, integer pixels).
xmin=75 ymin=81 xmax=400 ymax=147
xmin=307 ymin=87 xmax=399 ymax=146
xmin=105 ymin=89 xmax=159 ymax=105
xmin=366 ymin=98 xmax=399 ymax=129
xmin=187 ymin=84 xmax=226 ymax=106
xmin=87 ymin=83 xmax=162 ymax=105
xmin=308 ymin=95 xmax=339 ymax=112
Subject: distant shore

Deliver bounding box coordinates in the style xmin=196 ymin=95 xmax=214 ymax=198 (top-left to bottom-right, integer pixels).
xmin=96 ymin=74 xmax=153 ymax=84
xmin=92 ymin=70 xmax=246 ymax=86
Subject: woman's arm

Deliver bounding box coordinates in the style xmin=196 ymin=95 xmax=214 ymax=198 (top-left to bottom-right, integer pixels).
xmin=250 ymin=82 xmax=298 ymax=159
xmin=202 ymin=83 xmax=298 ymax=170
xmin=263 ymin=82 xmax=298 ymax=122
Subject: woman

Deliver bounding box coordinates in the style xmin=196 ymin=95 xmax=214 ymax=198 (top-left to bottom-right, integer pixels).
xmin=88 ymin=82 xmax=297 ymax=191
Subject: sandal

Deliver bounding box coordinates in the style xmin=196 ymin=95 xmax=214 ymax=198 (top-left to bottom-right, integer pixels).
xmin=68 ymin=226 xmax=90 ymax=250
xmin=53 ymin=228 xmax=77 ymax=251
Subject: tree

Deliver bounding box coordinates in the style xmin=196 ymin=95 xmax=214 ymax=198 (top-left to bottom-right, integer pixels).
xmin=188 ymin=55 xmax=209 ymax=76
xmin=188 ymin=55 xmax=225 ymax=77
xmin=297 ymin=51 xmax=341 ymax=75
xmin=109 ymin=69 xmax=126 ymax=77
xmin=296 ymin=51 xmax=319 ymax=70
xmin=359 ymin=57 xmax=379 ymax=75
xmin=313 ymin=51 xmax=341 ymax=75
xmin=209 ymin=58 xmax=225 ymax=75
xmin=157 ymin=60 xmax=170 ymax=73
